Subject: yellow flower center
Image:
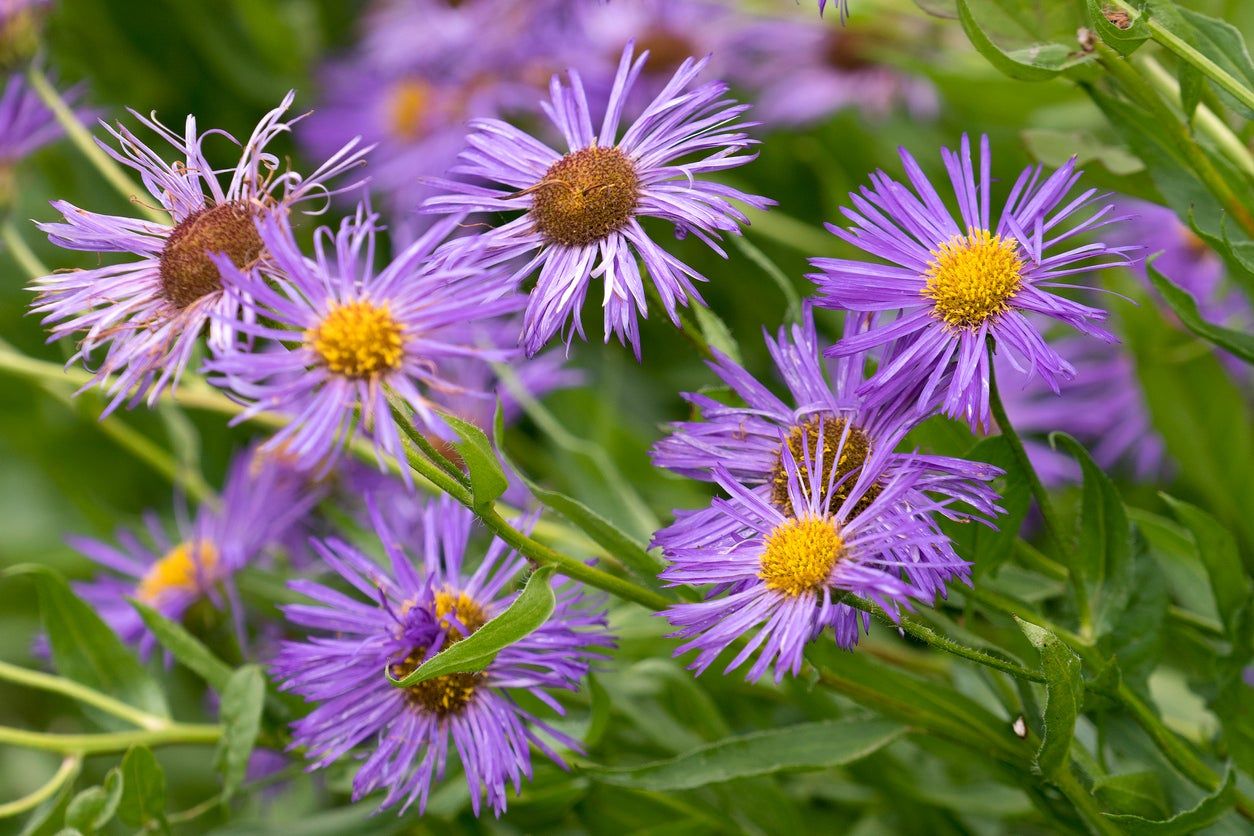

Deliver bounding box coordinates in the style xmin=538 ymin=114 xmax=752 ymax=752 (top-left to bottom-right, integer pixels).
xmin=391 ymin=588 xmax=490 ymax=716
xmin=770 ymin=415 xmax=879 ymax=518
xmin=388 ymin=78 xmax=433 ymax=141
xmin=530 ymin=145 xmax=640 ymax=247
xmin=922 ymin=229 xmax=1024 ymax=329
xmin=136 ymin=541 xmax=219 ymax=604
xmin=306 ymin=300 xmax=405 ymax=379
xmin=759 ymin=516 xmax=844 ymax=597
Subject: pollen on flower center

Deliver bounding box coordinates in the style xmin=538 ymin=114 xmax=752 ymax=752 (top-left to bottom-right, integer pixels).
xmin=306 ymin=300 xmax=406 ymax=379
xmin=392 ymin=588 xmax=489 ymax=716
xmin=769 ymin=415 xmax=878 ymax=518
xmin=388 ymin=78 xmax=432 ymax=141
xmin=759 ymin=516 xmax=843 ymax=597
xmin=137 ymin=541 xmax=219 ymax=604
xmin=159 ymin=202 xmax=264 ymax=309
xmin=922 ymin=229 xmax=1024 ymax=329
xmin=530 ymin=145 xmax=640 ymax=247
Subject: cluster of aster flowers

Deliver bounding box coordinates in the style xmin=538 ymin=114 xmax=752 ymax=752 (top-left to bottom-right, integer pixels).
xmin=24 ymin=0 xmax=1180 ymax=820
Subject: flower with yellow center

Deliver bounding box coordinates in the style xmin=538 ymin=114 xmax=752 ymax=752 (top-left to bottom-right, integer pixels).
xmin=391 ymin=588 xmax=491 ymax=717
xmin=136 ymin=541 xmax=219 ymax=604
xmin=306 ymin=299 xmax=406 ymax=379
xmin=758 ymin=516 xmax=843 ymax=597
xmin=922 ymin=229 xmax=1024 ymax=330
xmin=388 ymin=78 xmax=433 ymax=142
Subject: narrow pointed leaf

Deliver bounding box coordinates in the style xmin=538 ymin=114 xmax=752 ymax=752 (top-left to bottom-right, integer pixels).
xmin=1146 ymin=263 xmax=1254 ymax=364
xmin=1103 ymin=769 xmax=1236 ymax=833
xmin=585 ymin=718 xmax=905 ymax=791
xmin=440 ymin=409 xmax=508 ymax=509
xmin=1017 ymin=618 xmax=1083 ymax=780
xmin=132 ymin=600 xmax=234 ymax=692
xmin=387 ymin=566 xmax=556 ymax=687
xmin=214 ymin=665 xmax=265 ymax=801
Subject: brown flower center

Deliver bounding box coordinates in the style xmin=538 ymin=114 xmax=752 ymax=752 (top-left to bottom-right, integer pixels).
xmin=635 ymin=27 xmax=697 ymax=76
xmin=159 ymin=202 xmax=263 ymax=309
xmin=531 ymin=146 xmax=640 ymax=247
xmin=769 ymin=415 xmax=879 ymax=518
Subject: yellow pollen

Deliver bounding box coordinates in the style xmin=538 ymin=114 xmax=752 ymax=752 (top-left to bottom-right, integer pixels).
xmin=530 ymin=145 xmax=640 ymax=247
xmin=388 ymin=78 xmax=432 ymax=141
xmin=391 ymin=588 xmax=489 ymax=717
xmin=306 ymin=300 xmax=405 ymax=379
xmin=137 ymin=541 xmax=219 ymax=604
xmin=922 ymin=229 xmax=1025 ymax=329
xmin=759 ymin=516 xmax=843 ymax=597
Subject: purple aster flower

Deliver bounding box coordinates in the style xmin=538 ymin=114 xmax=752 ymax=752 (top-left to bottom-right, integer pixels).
xmin=272 ymin=495 xmax=612 ymax=816
xmin=736 ymin=16 xmax=937 ymax=127
xmin=0 ymin=74 xmax=78 ymax=170
xmin=69 ymin=449 xmax=319 ymax=657
xmin=810 ymin=134 xmax=1136 ymax=431
xmin=302 ymin=0 xmax=555 ymax=242
xmin=991 ymin=338 xmax=1165 ymax=485
xmin=818 ymin=0 xmax=850 ymax=21
xmin=656 ymin=422 xmax=967 ymax=683
xmin=205 ymin=205 xmax=523 ymax=478
xmin=31 ymin=92 xmax=371 ymax=415
xmin=652 ymin=306 xmax=1002 ymax=533
xmin=424 ymin=44 xmax=773 ymax=358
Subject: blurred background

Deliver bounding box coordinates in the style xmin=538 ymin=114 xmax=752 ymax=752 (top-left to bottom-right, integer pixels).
xmin=1 ymin=0 xmax=1251 ymax=831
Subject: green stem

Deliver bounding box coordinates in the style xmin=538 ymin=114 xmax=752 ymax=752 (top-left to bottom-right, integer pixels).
xmin=1014 ymin=538 xmax=1068 ymax=581
xmin=1138 ymin=55 xmax=1254 ymax=179
xmin=0 ymin=754 xmax=80 ymax=819
xmin=0 ymin=723 xmax=222 ymax=754
xmin=730 ymin=234 xmax=803 ymax=319
xmin=1053 ymin=767 xmax=1124 ymax=836
xmin=1094 ymin=43 xmax=1254 ymax=238
xmin=1 ymin=220 xmax=49 ymax=277
xmin=385 ymin=392 xmax=470 ymax=489
xmin=0 ymin=660 xmax=168 ymax=731
xmin=1108 ymin=0 xmax=1254 ymax=116
xmin=26 ymin=66 xmax=168 ymax=225
xmin=987 ymin=345 xmax=1068 ymax=564
xmin=842 ymin=593 xmax=1046 ymax=684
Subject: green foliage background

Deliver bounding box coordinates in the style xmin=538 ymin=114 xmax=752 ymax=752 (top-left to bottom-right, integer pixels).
xmin=0 ymin=0 xmax=1252 ymax=833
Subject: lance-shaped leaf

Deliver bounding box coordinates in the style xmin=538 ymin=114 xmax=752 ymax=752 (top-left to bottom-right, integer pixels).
xmin=387 ymin=566 xmax=556 ymax=687
xmin=3 ymin=565 xmax=168 ymax=728
xmin=64 ymin=768 xmax=122 ymax=834
xmin=584 ymin=718 xmax=905 ymax=791
xmin=1146 ymin=263 xmax=1254 ymax=365
xmin=1017 ymin=618 xmax=1083 ymax=780
xmin=116 ymin=746 xmax=167 ymax=833
xmin=132 ymin=601 xmax=234 ymax=692
xmin=439 ymin=409 xmax=508 ymax=510
xmin=1103 ymin=769 xmax=1236 ymax=834
xmin=214 ymin=665 xmax=265 ymax=801
xmin=1162 ymin=495 xmax=1249 ymax=638
xmin=1053 ymin=434 xmax=1135 ymax=636
xmin=956 ymin=0 xmax=1095 ymax=82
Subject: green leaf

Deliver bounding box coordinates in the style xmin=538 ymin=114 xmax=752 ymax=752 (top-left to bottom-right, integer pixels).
xmin=3 ymin=565 xmax=168 ymax=728
xmin=1178 ymin=62 xmax=1205 ymax=121
xmin=691 ymin=304 xmax=742 ymax=365
xmin=1176 ymin=8 xmax=1254 ymax=119
xmin=1161 ymin=495 xmax=1249 ymax=638
xmin=941 ymin=435 xmax=1029 ymax=579
xmin=1021 ymin=128 xmax=1143 ymax=175
xmin=491 ymin=405 xmax=670 ymax=592
xmin=1016 ymin=618 xmax=1083 ymax=779
xmin=132 ymin=600 xmax=234 ymax=692
xmin=63 ymin=769 xmax=121 ymax=834
xmin=387 ymin=566 xmax=556 ymax=687
xmin=1093 ymin=771 xmax=1170 ymax=819
xmin=214 ymin=665 xmax=265 ymax=801
xmin=1103 ymin=769 xmax=1236 ymax=833
xmin=1086 ymin=0 xmax=1149 ymax=57
xmin=584 ymin=718 xmax=905 ymax=791
xmin=956 ymin=0 xmax=1094 ymax=82
xmin=1052 ymin=434 xmax=1134 ymax=635
xmin=18 ymin=759 xmax=81 ymax=836
xmin=116 ymin=747 xmax=167 ymax=833
xmin=439 ymin=409 xmax=508 ymax=510
xmin=1145 ymin=263 xmax=1254 ymax=364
